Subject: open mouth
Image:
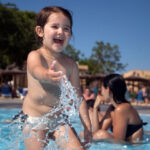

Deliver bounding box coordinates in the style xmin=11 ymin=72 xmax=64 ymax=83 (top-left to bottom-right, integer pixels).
xmin=53 ymin=38 xmax=64 ymax=45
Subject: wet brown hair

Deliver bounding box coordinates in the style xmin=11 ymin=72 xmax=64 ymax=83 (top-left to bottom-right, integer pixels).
xmin=35 ymin=6 xmax=73 ymax=45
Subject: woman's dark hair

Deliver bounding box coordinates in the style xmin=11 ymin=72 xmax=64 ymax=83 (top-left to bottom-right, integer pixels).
xmin=36 ymin=6 xmax=73 ymax=45
xmin=103 ymin=73 xmax=128 ymax=104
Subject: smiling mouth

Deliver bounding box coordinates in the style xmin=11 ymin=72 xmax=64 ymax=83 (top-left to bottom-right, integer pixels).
xmin=53 ymin=39 xmax=64 ymax=45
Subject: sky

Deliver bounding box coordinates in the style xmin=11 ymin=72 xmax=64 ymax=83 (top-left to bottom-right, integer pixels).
xmin=1 ymin=0 xmax=150 ymax=73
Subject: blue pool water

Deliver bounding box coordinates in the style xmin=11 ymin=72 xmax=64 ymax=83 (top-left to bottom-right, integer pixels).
xmin=0 ymin=108 xmax=150 ymax=150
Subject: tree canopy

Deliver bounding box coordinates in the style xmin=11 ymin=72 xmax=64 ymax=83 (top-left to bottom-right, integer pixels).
xmin=80 ymin=41 xmax=127 ymax=74
xmin=0 ymin=2 xmax=37 ymax=69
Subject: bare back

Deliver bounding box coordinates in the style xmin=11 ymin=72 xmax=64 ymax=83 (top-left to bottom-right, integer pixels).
xmin=111 ymin=103 xmax=143 ymax=141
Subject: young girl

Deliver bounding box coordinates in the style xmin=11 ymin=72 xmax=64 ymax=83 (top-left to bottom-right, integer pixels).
xmin=22 ymin=6 xmax=91 ymax=150
xmin=92 ymin=74 xmax=146 ymax=143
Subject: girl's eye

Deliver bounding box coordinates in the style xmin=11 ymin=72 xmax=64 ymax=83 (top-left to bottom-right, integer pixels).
xmin=63 ymin=27 xmax=71 ymax=32
xmin=52 ymin=25 xmax=58 ymax=29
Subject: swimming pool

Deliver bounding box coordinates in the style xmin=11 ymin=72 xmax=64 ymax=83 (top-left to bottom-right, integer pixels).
xmin=0 ymin=108 xmax=150 ymax=150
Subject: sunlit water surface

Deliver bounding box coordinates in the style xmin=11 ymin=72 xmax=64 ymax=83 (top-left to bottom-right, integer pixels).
xmin=0 ymin=108 xmax=150 ymax=150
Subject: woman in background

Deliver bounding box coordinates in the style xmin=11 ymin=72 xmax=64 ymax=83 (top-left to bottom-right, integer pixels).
xmin=92 ymin=74 xmax=146 ymax=142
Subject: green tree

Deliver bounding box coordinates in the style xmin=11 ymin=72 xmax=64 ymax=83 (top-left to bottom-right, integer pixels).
xmin=80 ymin=41 xmax=127 ymax=75
xmin=0 ymin=2 xmax=37 ymax=68
xmin=79 ymin=58 xmax=99 ymax=75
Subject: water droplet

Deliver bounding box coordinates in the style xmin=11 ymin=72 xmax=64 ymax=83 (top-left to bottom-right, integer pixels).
xmin=40 ymin=94 xmax=43 ymax=99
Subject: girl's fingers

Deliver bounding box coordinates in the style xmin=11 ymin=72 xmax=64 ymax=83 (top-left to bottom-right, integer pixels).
xmin=47 ymin=70 xmax=63 ymax=83
xmin=51 ymin=77 xmax=62 ymax=82
xmin=50 ymin=60 xmax=56 ymax=70
xmin=50 ymin=76 xmax=65 ymax=84
xmin=48 ymin=60 xmax=64 ymax=82
xmin=48 ymin=70 xmax=63 ymax=77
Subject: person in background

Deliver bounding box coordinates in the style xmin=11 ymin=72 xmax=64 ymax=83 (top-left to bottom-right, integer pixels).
xmin=90 ymin=80 xmax=99 ymax=97
xmin=80 ymin=100 xmax=104 ymax=139
xmin=92 ymin=74 xmax=146 ymax=143
xmin=142 ymin=86 xmax=149 ymax=104
xmin=83 ymin=88 xmax=95 ymax=101
xmin=86 ymin=100 xmax=104 ymax=126
xmin=1 ymin=82 xmax=12 ymax=98
xmin=136 ymin=86 xmax=144 ymax=103
xmin=21 ymin=6 xmax=91 ymax=150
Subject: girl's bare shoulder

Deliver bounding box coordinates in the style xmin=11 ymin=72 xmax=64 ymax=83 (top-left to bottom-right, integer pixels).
xmin=27 ymin=50 xmax=43 ymax=67
xmin=27 ymin=50 xmax=41 ymax=59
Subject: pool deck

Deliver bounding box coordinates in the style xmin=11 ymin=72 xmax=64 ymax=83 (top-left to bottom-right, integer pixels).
xmin=0 ymin=97 xmax=150 ymax=114
xmin=0 ymin=97 xmax=23 ymax=108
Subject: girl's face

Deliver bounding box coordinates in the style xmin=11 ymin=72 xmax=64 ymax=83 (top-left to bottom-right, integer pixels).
xmin=101 ymin=85 xmax=110 ymax=103
xmin=38 ymin=12 xmax=71 ymax=53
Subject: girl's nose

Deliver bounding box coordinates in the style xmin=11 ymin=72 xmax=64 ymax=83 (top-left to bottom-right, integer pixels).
xmin=58 ymin=28 xmax=64 ymax=34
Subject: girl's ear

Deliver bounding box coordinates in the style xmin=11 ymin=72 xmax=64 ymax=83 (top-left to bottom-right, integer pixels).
xmin=35 ymin=26 xmax=44 ymax=37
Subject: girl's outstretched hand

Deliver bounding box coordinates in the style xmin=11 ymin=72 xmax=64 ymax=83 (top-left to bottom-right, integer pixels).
xmin=47 ymin=61 xmax=63 ymax=83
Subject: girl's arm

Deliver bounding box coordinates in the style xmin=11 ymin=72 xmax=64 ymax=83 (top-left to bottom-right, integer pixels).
xmin=27 ymin=51 xmax=62 ymax=83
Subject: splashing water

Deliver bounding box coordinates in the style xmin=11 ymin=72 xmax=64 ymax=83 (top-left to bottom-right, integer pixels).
xmin=59 ymin=75 xmax=82 ymax=117
xmin=40 ymin=75 xmax=82 ymax=132
xmin=0 ymin=75 xmax=83 ymax=150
